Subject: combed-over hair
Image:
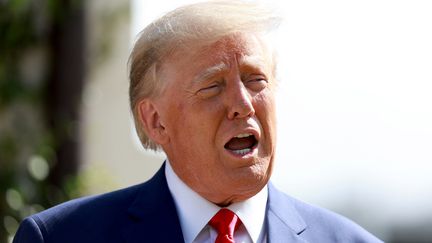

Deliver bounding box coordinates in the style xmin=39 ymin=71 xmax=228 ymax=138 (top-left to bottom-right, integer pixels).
xmin=129 ymin=0 xmax=281 ymax=150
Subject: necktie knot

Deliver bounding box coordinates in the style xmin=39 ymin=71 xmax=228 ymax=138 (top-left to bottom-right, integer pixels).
xmin=209 ymin=208 xmax=241 ymax=243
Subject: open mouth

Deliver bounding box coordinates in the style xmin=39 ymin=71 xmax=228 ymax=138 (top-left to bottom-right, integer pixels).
xmin=224 ymin=133 xmax=258 ymax=156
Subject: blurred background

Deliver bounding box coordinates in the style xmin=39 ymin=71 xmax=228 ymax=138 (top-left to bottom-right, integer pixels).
xmin=1 ymin=0 xmax=431 ymax=242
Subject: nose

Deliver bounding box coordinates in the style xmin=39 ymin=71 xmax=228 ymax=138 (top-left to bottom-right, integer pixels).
xmin=226 ymin=81 xmax=255 ymax=120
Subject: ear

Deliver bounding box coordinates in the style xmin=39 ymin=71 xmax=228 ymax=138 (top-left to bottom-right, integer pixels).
xmin=137 ymin=99 xmax=169 ymax=145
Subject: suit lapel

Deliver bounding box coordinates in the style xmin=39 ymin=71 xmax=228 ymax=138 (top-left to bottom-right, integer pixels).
xmin=121 ymin=166 xmax=310 ymax=243
xmin=266 ymin=183 xmax=309 ymax=243
xmin=122 ymin=163 xmax=184 ymax=243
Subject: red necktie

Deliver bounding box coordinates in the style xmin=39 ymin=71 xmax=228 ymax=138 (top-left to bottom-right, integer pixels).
xmin=209 ymin=208 xmax=241 ymax=243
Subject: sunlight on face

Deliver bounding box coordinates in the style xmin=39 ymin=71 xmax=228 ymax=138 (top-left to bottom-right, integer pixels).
xmin=155 ymin=33 xmax=277 ymax=205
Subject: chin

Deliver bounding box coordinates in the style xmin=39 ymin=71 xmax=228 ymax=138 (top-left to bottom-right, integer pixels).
xmin=234 ymin=166 xmax=270 ymax=190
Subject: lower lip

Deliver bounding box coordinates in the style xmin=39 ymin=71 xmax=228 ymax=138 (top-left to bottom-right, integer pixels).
xmin=225 ymin=145 xmax=258 ymax=158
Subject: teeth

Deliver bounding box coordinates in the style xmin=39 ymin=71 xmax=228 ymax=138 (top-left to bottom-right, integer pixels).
xmin=232 ymin=148 xmax=252 ymax=155
xmin=235 ymin=133 xmax=252 ymax=138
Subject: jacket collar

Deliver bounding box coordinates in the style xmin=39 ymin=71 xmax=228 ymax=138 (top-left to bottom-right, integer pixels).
xmin=267 ymin=182 xmax=309 ymax=243
xmin=121 ymin=163 xmax=309 ymax=243
xmin=122 ymin=163 xmax=184 ymax=243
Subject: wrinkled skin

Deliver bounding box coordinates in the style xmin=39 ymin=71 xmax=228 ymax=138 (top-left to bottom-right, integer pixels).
xmin=141 ymin=33 xmax=277 ymax=206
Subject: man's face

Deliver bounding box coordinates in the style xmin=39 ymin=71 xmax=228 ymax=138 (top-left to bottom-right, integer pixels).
xmin=155 ymin=33 xmax=277 ymax=205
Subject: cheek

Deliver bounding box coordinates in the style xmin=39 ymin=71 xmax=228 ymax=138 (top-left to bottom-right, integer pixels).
xmin=190 ymin=98 xmax=226 ymax=123
xmin=255 ymin=91 xmax=276 ymax=120
xmin=171 ymin=99 xmax=225 ymax=142
xmin=254 ymin=92 xmax=277 ymax=142
xmin=161 ymin=97 xmax=190 ymax=141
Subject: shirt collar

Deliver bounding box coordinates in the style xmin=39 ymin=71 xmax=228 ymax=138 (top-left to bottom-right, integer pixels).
xmin=165 ymin=159 xmax=268 ymax=243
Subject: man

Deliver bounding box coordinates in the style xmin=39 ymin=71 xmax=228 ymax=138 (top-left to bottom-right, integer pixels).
xmin=14 ymin=1 xmax=382 ymax=242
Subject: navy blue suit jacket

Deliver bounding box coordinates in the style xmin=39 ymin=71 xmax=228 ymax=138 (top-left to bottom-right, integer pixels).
xmin=14 ymin=163 xmax=382 ymax=243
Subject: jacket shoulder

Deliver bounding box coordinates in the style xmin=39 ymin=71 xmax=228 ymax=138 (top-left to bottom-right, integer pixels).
xmin=268 ymin=183 xmax=383 ymax=243
xmin=14 ymin=182 xmax=145 ymax=243
xmin=293 ymin=198 xmax=381 ymax=242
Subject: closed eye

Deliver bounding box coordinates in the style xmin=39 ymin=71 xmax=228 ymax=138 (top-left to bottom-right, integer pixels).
xmin=245 ymin=77 xmax=268 ymax=92
xmin=197 ymin=83 xmax=221 ymax=98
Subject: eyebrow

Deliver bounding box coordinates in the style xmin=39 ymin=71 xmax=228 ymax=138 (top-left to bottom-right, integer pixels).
xmin=192 ymin=62 xmax=229 ymax=85
xmin=191 ymin=55 xmax=268 ymax=85
xmin=239 ymin=55 xmax=267 ymax=70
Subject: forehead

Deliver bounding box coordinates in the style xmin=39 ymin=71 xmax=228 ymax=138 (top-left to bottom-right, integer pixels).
xmin=161 ymin=33 xmax=273 ymax=81
xmin=206 ymin=35 xmax=272 ymax=74
xmin=197 ymin=33 xmax=269 ymax=62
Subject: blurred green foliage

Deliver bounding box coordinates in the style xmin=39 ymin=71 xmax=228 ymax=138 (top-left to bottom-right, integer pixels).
xmin=0 ymin=0 xmax=84 ymax=242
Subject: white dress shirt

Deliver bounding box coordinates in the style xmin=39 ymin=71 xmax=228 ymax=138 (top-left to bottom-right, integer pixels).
xmin=165 ymin=160 xmax=268 ymax=243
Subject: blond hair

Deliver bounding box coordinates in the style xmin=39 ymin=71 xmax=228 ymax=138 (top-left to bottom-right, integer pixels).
xmin=129 ymin=0 xmax=281 ymax=150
